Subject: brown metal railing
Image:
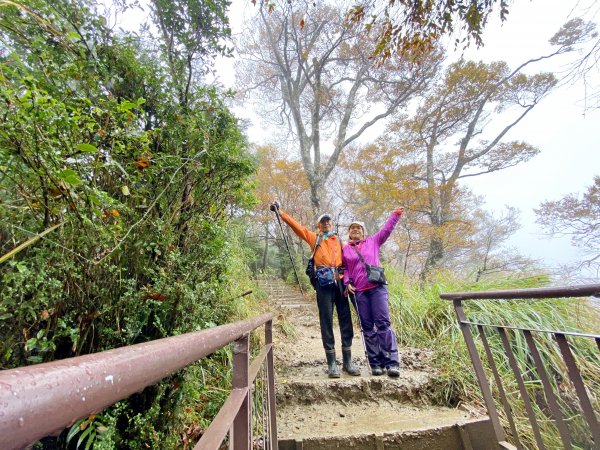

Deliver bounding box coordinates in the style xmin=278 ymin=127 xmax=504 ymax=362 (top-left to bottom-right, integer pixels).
xmin=441 ymin=284 xmax=600 ymax=450
xmin=0 ymin=312 xmax=277 ymax=450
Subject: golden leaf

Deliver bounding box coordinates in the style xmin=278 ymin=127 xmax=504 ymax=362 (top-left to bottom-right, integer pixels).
xmin=134 ymin=156 xmax=151 ymax=169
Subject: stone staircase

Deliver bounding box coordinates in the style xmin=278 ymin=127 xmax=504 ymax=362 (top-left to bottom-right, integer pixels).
xmin=256 ymin=276 xmax=314 ymax=309
xmin=259 ymin=276 xmax=499 ymax=450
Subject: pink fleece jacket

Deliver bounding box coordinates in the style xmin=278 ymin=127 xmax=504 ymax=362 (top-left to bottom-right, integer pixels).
xmin=342 ymin=212 xmax=401 ymax=291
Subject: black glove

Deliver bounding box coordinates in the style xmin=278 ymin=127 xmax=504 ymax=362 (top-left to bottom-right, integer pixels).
xmin=269 ymin=201 xmax=280 ymax=212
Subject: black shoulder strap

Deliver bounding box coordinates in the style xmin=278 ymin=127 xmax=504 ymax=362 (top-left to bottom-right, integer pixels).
xmin=351 ymin=244 xmax=369 ymax=269
xmin=310 ymin=233 xmax=323 ymax=259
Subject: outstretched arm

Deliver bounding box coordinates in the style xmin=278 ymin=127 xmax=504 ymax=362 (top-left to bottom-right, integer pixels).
xmin=279 ymin=211 xmax=317 ymax=248
xmin=371 ymin=208 xmax=403 ymax=246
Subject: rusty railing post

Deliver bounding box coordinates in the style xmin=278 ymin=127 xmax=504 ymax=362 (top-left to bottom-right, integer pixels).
xmin=452 ymin=299 xmax=506 ymax=442
xmin=266 ymin=319 xmax=278 ymax=450
xmin=497 ymin=328 xmax=546 ymax=449
xmin=477 ymin=325 xmax=522 ymax=449
xmin=522 ymin=330 xmax=572 ymax=449
xmin=232 ymin=334 xmax=250 ymax=450
xmin=442 ymin=285 xmax=600 ymax=448
xmin=555 ymin=333 xmax=600 ymax=445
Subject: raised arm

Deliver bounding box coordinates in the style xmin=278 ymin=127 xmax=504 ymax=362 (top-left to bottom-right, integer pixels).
xmin=279 ymin=211 xmax=317 ymax=248
xmin=371 ymin=209 xmax=403 ymax=246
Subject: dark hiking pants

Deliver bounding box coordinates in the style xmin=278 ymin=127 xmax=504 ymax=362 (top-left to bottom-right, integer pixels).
xmin=316 ymin=280 xmax=354 ymax=353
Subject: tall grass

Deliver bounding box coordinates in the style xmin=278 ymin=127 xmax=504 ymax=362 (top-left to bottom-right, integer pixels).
xmin=387 ymin=269 xmax=600 ymax=450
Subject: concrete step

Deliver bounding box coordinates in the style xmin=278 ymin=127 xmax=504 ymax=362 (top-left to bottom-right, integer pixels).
xmin=276 ymin=365 xmax=434 ymax=406
xmin=262 ymin=289 xmax=301 ymax=294
xmin=275 ymin=361 xmax=497 ymax=449
xmin=271 ymin=300 xmax=313 ymax=306
xmin=260 ymin=277 xmax=314 ymax=310
xmin=262 ymin=288 xmax=298 ymax=294
xmin=256 ymin=280 xmax=300 ymax=290
xmin=274 ymin=304 xmax=314 ymax=310
xmin=271 ymin=298 xmax=311 ymax=303
xmin=277 ymin=413 xmax=496 ymax=450
xmin=267 ymin=294 xmax=301 ymax=298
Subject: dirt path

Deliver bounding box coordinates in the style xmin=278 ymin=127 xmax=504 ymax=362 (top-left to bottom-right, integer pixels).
xmin=259 ymin=277 xmax=493 ymax=449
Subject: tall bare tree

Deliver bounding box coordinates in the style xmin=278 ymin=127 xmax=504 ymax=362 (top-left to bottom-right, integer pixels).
xmin=394 ymin=18 xmax=594 ymax=277
xmin=383 ymin=48 xmax=570 ymax=277
xmin=236 ymin=0 xmax=441 ymax=212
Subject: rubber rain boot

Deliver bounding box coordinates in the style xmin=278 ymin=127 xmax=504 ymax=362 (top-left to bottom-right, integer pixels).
xmin=342 ymin=348 xmax=361 ymax=376
xmin=326 ymin=350 xmax=340 ymax=378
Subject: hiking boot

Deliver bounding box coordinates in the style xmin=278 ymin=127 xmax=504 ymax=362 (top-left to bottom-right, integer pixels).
xmin=371 ymin=366 xmax=384 ymax=376
xmin=342 ymin=348 xmax=361 ymax=376
xmin=326 ymin=351 xmax=341 ymax=378
xmin=387 ymin=366 xmax=400 ymax=378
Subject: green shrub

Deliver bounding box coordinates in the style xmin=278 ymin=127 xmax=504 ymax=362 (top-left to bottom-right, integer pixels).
xmin=0 ymin=0 xmax=259 ymax=447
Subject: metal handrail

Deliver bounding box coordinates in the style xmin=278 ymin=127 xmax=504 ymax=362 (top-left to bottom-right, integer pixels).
xmin=440 ymin=283 xmax=600 ymax=301
xmin=0 ymin=313 xmax=277 ymax=450
xmin=441 ymin=284 xmax=600 ymax=450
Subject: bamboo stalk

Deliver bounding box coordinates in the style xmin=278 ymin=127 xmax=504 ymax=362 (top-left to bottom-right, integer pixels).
xmin=0 ymin=222 xmax=64 ymax=264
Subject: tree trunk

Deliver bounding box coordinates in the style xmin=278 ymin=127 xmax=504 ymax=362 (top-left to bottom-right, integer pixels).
xmin=403 ymin=236 xmax=411 ymax=278
xmin=308 ymin=178 xmax=324 ymax=214
xmin=422 ymin=235 xmax=445 ymax=280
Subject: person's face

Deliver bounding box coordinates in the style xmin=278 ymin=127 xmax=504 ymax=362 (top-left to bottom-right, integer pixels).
xmin=319 ymin=219 xmax=333 ymax=233
xmin=348 ymin=224 xmax=364 ymax=241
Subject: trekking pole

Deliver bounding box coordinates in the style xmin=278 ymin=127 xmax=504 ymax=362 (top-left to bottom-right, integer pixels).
xmin=272 ymin=206 xmax=305 ymax=296
xmin=348 ymin=280 xmax=371 ymax=375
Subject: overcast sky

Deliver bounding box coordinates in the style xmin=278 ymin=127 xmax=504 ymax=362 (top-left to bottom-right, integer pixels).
xmin=220 ymin=0 xmax=600 ymax=281
xmin=452 ymin=0 xmax=600 ymax=279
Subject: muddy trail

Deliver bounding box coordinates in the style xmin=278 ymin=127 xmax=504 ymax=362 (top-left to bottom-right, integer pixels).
xmin=258 ymin=276 xmax=496 ymax=450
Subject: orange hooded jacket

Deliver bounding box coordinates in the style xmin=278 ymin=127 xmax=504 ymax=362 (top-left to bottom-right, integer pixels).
xmin=279 ymin=211 xmax=342 ymax=268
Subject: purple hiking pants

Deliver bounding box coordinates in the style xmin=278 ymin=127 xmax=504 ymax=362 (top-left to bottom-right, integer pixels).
xmin=354 ymin=284 xmax=399 ymax=369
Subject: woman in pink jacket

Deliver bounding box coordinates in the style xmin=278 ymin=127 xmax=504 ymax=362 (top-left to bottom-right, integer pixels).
xmin=342 ymin=208 xmax=403 ymax=377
